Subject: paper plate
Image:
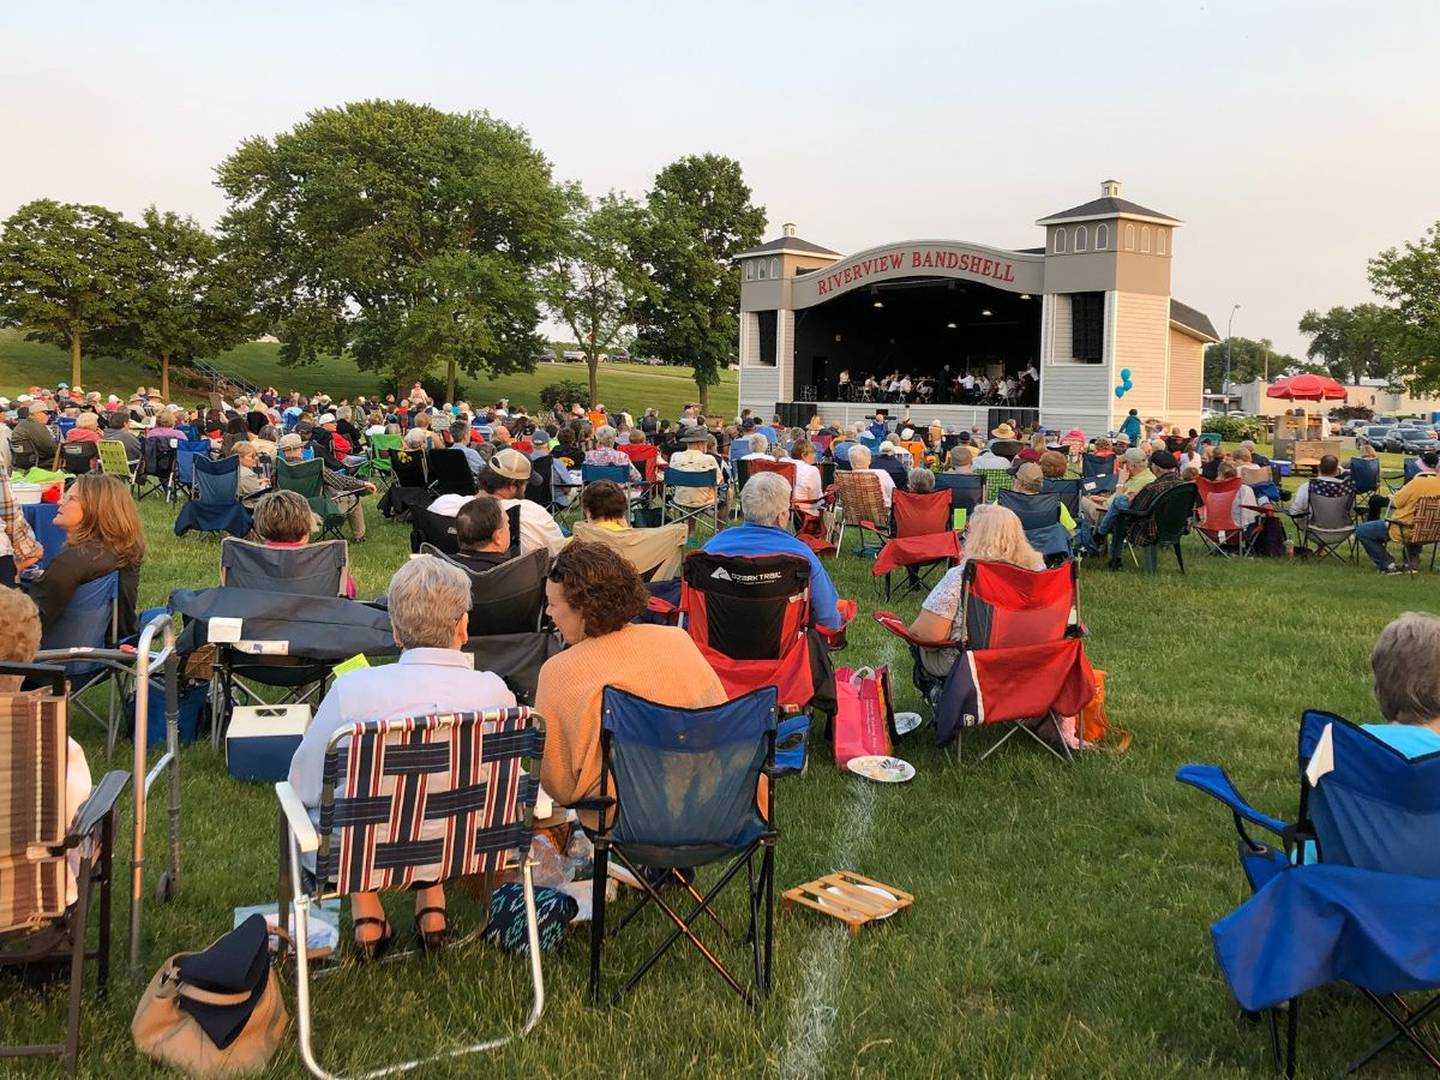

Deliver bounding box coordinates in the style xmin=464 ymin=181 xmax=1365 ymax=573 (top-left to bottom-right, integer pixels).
xmin=846 ymin=755 xmax=916 ymax=783
xmin=819 ymin=883 xmax=900 ymax=920
xmin=893 ymin=711 xmax=923 ymax=736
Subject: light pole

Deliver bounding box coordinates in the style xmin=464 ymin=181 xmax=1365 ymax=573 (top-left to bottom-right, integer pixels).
xmin=1222 ymin=303 xmax=1241 ymax=411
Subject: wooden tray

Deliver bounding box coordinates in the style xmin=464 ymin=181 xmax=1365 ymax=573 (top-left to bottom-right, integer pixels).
xmin=783 ymin=871 xmax=912 ymax=935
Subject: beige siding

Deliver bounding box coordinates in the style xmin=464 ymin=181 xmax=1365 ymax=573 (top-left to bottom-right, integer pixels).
xmin=1112 ymin=292 xmax=1170 ymax=427
xmin=1168 ymin=327 xmax=1204 ymax=432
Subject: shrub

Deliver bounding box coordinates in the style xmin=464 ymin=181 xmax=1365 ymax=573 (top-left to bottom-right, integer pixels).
xmin=539 ymin=379 xmax=589 ymax=414
xmin=1331 ymin=404 xmax=1373 ymax=422
xmin=1203 ymin=414 xmax=1268 ymax=442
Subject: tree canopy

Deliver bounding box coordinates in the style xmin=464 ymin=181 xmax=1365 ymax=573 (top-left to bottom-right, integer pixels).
xmin=0 ymin=199 xmax=141 ymax=387
xmin=1202 ymin=335 xmax=1300 ymax=391
xmin=542 ymin=192 xmax=646 ymax=407
xmin=1369 ymin=222 xmax=1440 ymax=394
xmin=630 ymin=154 xmax=765 ymax=410
xmin=215 ymin=99 xmax=571 ymax=397
xmin=1297 ymin=304 xmax=1401 ymax=386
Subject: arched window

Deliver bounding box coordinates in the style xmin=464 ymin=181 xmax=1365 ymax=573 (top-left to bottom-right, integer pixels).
xmin=1053 ymin=229 xmax=1066 ymax=254
xmin=1074 ymin=225 xmax=1088 ymax=252
xmin=757 ymin=261 xmax=766 ymax=280
xmin=744 ymin=261 xmax=754 ymax=280
xmin=770 ymin=258 xmax=779 ymax=278
xmin=1141 ymin=226 xmax=1151 ymax=254
xmin=1124 ymin=224 xmax=1135 ymax=251
xmin=1095 ymin=223 xmax=1108 ymax=250
xmin=1156 ymin=229 xmax=1167 ymax=255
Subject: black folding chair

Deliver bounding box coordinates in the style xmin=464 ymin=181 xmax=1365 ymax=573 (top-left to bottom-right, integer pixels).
xmin=582 ymin=685 xmax=779 ymax=1007
xmin=136 ymin=437 xmax=178 ymax=502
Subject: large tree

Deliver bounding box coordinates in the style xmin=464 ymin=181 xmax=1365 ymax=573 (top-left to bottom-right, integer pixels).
xmin=1297 ymin=303 xmax=1400 ymax=385
xmin=118 ymin=207 xmax=253 ymax=399
xmin=0 ymin=200 xmax=141 ymax=387
xmin=543 ymin=192 xmax=645 ymax=407
xmin=215 ymin=99 xmax=571 ymax=400
xmin=1369 ymin=222 xmax=1440 ymax=393
xmin=630 ymin=154 xmax=765 ymax=411
xmin=1202 ymin=335 xmax=1300 ymax=390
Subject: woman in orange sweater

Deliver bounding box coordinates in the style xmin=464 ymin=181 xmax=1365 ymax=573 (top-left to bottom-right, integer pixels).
xmin=536 ymin=541 xmax=726 ymax=828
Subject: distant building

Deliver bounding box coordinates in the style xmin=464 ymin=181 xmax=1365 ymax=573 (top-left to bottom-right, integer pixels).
xmin=1237 ymin=378 xmax=1440 ymax=418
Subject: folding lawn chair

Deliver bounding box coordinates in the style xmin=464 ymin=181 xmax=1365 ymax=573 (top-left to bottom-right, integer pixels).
xmin=0 ymin=663 xmax=129 ymax=1076
xmin=620 ymin=441 xmax=659 ymax=482
xmin=1177 ymin=711 xmax=1440 ymax=1077
xmin=571 ymin=519 xmax=688 ymax=582
xmin=427 ymin=447 xmax=479 ymax=496
xmin=387 ymin=446 xmax=429 ymax=489
xmin=410 ymin=502 xmax=463 ymax=555
xmin=96 ymin=439 xmax=137 ymax=487
xmin=1081 ymin=453 xmax=1115 ymax=478
xmin=1080 ymin=472 xmax=1117 ymax=498
xmin=935 ymin=473 xmax=985 ymax=522
xmin=583 ymin=685 xmax=778 ymax=1007
xmin=173 ymin=455 xmax=253 ymax=539
xmin=219 ymin=537 xmax=349 ymax=597
xmin=832 ymin=469 xmax=889 ymax=556
xmin=1114 ymin=481 xmax=1199 ymax=574
xmin=34 ymin=573 xmax=121 ymax=756
xmin=137 ymin=437 xmax=178 ymax=502
xmin=1291 ymin=482 xmax=1358 ymax=563
xmin=1042 ymin=477 xmax=1082 ymax=523
xmin=976 ymin=467 xmax=1013 ymax=502
xmin=1393 ymin=495 xmax=1440 ymax=572
xmin=1347 ymin=456 xmax=1380 ymax=504
xmin=275 ymin=707 xmax=546 ymax=1078
xmin=173 ymin=439 xmax=214 ymax=499
xmin=356 ymin=432 xmax=401 ymax=486
xmin=276 ymin=457 xmax=347 ymax=540
xmin=661 ymin=467 xmax=724 ymax=535
xmin=929 ymin=560 xmax=1094 ymax=764
xmin=998 ymin=489 xmax=1071 ymax=562
xmin=1195 ymin=476 xmax=1265 ymax=557
xmin=58 ymin=442 xmax=99 ymax=477
xmin=873 ymin=489 xmax=958 ymax=599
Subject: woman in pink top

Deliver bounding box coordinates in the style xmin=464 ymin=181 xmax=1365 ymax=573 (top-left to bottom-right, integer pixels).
xmin=65 ymin=412 xmax=103 ymax=444
xmin=250 ymin=490 xmax=358 ymax=598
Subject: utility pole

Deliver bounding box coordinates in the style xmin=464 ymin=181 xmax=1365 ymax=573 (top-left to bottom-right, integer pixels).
xmin=1223 ymin=304 xmax=1241 ymax=412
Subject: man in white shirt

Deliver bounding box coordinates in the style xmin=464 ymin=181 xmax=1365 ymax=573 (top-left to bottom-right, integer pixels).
xmin=427 ymin=448 xmax=565 ymax=555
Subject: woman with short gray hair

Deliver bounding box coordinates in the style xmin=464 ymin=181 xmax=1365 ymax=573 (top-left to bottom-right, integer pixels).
xmin=1366 ymin=612 xmax=1440 ymax=757
xmin=740 ymin=471 xmax=792 ymax=526
xmin=287 ymin=554 xmax=515 ymax=958
xmin=908 ymin=468 xmax=936 ymax=494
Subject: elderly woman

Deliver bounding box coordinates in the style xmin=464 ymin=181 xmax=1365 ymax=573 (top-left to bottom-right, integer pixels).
xmin=65 ymin=411 xmax=103 ymax=444
xmin=1366 ymin=612 xmax=1440 ymax=756
xmin=908 ymin=467 xmax=936 ymax=494
xmin=1039 ymin=450 xmax=1069 ymax=480
xmin=583 ymin=426 xmax=641 ymax=481
xmin=909 ymin=504 xmax=1043 ymax=679
xmin=537 ymin=542 xmax=726 ymax=829
xmin=580 ymin=479 xmax=628 ymax=530
xmin=847 ymin=445 xmax=895 ymax=509
xmin=229 ymin=441 xmax=267 ymax=498
xmin=288 ymin=556 xmax=515 ymax=957
xmin=251 ymin=489 xmax=357 ymax=596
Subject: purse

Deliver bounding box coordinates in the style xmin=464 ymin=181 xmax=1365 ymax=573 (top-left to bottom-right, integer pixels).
xmin=132 ymin=915 xmax=289 ymax=1077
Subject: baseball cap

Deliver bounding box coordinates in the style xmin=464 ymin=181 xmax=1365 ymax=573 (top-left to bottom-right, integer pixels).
xmin=1122 ymin=447 xmax=1147 ymax=466
xmin=489 ymin=448 xmax=533 ymax=482
xmin=1149 ymin=450 xmax=1179 ymax=470
xmin=278 ymin=433 xmax=304 ymax=450
xmin=318 ymin=413 xmax=337 ymax=425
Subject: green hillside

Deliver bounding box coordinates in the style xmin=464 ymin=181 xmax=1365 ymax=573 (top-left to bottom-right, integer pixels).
xmin=0 ymin=329 xmax=738 ymax=418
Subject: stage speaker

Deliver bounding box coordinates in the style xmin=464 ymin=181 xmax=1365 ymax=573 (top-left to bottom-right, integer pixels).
xmin=775 ymin=402 xmax=817 ymax=427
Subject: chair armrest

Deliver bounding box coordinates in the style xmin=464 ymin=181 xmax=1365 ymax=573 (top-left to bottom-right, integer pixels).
xmin=1174 ymin=764 xmax=1289 ymax=837
xmin=566 ymin=795 xmax=616 ymax=812
xmin=275 ymin=781 xmax=320 ymax=854
xmin=67 ymin=769 xmax=130 ymax=844
xmin=872 ymin=609 xmax=952 ymax=650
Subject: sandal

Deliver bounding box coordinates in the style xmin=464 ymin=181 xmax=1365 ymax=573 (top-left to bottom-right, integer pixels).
xmin=415 ymin=906 xmax=449 ymax=954
xmin=352 ymin=916 xmax=395 ymax=964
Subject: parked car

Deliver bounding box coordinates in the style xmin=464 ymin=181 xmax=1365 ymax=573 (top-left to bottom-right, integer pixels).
xmin=1386 ymin=427 xmax=1440 ymax=454
xmin=561 ymin=350 xmax=586 ymax=363
xmin=1359 ymin=425 xmax=1396 ymax=448
xmin=1340 ymin=418 xmax=1371 ymax=436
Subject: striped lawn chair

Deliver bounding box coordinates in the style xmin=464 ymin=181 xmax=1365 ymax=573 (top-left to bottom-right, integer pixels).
xmin=976 ymin=467 xmax=1014 ymax=502
xmin=276 ymin=707 xmax=546 ymax=1078
xmin=0 ymin=664 xmax=129 ymax=1075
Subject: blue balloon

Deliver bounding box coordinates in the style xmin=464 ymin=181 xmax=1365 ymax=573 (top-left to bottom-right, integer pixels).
xmin=1114 ymin=386 xmax=1126 ymax=399
xmin=1120 ymin=368 xmax=1131 ymax=380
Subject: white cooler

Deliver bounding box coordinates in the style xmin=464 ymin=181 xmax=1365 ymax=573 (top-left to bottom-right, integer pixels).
xmin=226 ymin=705 xmax=312 ymax=782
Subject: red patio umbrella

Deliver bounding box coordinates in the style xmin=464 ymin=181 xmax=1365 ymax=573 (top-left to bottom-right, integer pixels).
xmin=1265 ymin=374 xmax=1348 ymax=401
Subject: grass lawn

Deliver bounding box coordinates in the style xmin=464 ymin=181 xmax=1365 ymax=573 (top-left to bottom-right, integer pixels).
xmin=0 ymin=330 xmax=738 ymax=420
xmin=3 ymin=477 xmax=1438 ymax=1078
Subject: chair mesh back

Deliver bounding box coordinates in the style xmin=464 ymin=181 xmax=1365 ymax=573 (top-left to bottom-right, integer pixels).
xmin=39 ymin=572 xmax=118 ymax=654
xmin=1300 ymin=710 xmax=1440 ymax=877
xmin=976 ymin=468 xmax=1013 ymax=500
xmin=1305 ymin=488 xmax=1357 ymax=538
xmin=1197 ymin=477 xmax=1243 ymax=533
xmin=277 ymin=457 xmax=325 ymax=499
xmin=682 ymin=552 xmax=810 ymax=661
xmin=98 ymin=440 xmax=131 ymax=476
xmin=834 ymin=470 xmax=887 ymax=527
xmin=315 ymin=709 xmax=542 ymax=896
xmin=602 ymin=686 xmax=774 ymax=866
xmin=194 ymin=454 xmax=240 ymax=502
xmin=221 ymin=539 xmax=347 ymax=597
xmin=961 ymin=561 xmax=1074 ymax=650
xmin=747 ymin=458 xmax=797 ymax=489
xmin=892 ymin=490 xmax=951 ymax=537
xmin=428 ymin=449 xmax=477 ymax=496
xmin=0 ymin=687 xmax=69 ymax=930
xmin=459 ymin=548 xmax=549 ymax=636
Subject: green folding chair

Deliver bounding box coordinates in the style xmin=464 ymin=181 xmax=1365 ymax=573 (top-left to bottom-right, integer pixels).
xmin=96 ymin=440 xmax=137 ymax=488
xmin=357 ymin=433 xmax=402 ymax=486
xmin=275 ymin=458 xmax=347 ymax=540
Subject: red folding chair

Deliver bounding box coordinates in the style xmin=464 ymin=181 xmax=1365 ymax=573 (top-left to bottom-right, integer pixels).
xmin=876 ymin=560 xmax=1094 ymax=764
xmin=1195 ymin=476 xmax=1267 ymax=557
xmin=873 ymin=490 xmax=959 ymax=599
xmin=620 ymin=441 xmax=659 ymax=482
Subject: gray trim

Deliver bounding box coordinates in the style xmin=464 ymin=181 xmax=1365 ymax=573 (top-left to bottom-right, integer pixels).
xmin=1035 ymin=196 xmax=1181 ymax=226
xmin=733 ymin=235 xmax=842 ymax=259
xmin=1169 ymin=299 xmax=1219 ymax=341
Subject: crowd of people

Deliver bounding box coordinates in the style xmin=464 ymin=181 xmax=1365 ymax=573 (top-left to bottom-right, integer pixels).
xmin=2 ymin=372 xmax=1436 ymax=965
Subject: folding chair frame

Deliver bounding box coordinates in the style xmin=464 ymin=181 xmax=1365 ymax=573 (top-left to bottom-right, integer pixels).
xmin=583 ymin=722 xmax=778 ymax=1009
xmin=275 ymin=708 xmax=546 ymax=1080
xmin=661 ymin=469 xmax=725 ymax=536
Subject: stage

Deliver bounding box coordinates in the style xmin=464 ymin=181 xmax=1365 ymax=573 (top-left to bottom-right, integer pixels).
xmin=773 ymin=400 xmax=1040 ymax=435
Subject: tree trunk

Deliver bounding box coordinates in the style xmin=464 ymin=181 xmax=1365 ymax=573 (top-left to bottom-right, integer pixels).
xmin=70 ymin=333 xmax=82 ymax=388
xmin=446 ymin=356 xmax=457 ymax=406
xmin=697 ymin=374 xmax=709 ymax=413
xmin=160 ymin=352 xmax=171 ymax=401
xmin=587 ymin=351 xmax=599 ymax=410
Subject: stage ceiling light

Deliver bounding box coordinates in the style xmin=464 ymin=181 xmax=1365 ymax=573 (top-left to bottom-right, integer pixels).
xmin=946 ymin=321 xmax=957 ymax=329
xmin=1020 ymin=293 xmax=1032 ymax=300
xmin=981 ymin=308 xmax=993 ymax=317
xmin=872 ymin=300 xmax=884 ymax=308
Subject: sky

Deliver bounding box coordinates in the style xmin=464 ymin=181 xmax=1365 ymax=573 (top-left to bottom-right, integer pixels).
xmin=2 ymin=1 xmax=1438 ymax=360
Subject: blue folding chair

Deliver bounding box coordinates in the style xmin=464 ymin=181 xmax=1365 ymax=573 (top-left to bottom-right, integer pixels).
xmin=33 ymin=572 xmax=121 ymax=755
xmin=581 ymin=463 xmax=632 ymax=486
xmin=1042 ymin=477 xmax=1083 ymax=522
xmin=174 ymin=455 xmax=253 ymax=538
xmin=584 ymin=686 xmax=778 ymax=1006
xmin=173 ymin=439 xmax=214 ymax=498
xmin=661 ymin=467 xmax=724 ymax=534
xmin=1178 ymin=711 xmax=1440 ymax=1077
xmin=1081 ymin=472 xmax=1118 ymax=497
xmin=1081 ymin=453 xmax=1114 ymax=478
xmin=935 ymin=473 xmax=985 ymax=519
xmin=1405 ymin=457 xmax=1424 ymax=483
xmin=998 ymin=489 xmax=1072 ymax=561
xmin=1347 ymin=457 xmax=1380 ymax=503
xmin=177 ymin=424 xmax=200 ymax=441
